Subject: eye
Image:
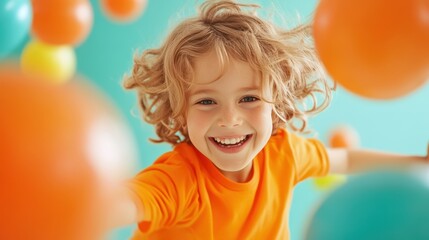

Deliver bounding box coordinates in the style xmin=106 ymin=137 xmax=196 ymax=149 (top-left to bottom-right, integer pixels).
xmin=196 ymin=99 xmax=216 ymax=105
xmin=240 ymin=96 xmax=259 ymax=103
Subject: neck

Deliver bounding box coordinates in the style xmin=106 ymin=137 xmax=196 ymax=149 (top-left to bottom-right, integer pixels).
xmin=219 ymin=163 xmax=254 ymax=183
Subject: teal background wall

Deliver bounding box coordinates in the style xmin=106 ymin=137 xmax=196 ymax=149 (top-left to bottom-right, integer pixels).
xmin=6 ymin=0 xmax=429 ymax=239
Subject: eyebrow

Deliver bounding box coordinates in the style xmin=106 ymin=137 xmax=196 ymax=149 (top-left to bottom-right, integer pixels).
xmin=189 ymin=86 xmax=260 ymax=96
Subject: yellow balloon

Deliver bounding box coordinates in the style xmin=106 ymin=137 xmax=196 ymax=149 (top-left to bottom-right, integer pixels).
xmin=21 ymin=40 xmax=76 ymax=83
xmin=313 ymin=174 xmax=347 ymax=191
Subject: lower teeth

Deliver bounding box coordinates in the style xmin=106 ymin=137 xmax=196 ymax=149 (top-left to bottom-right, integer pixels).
xmin=222 ymin=142 xmax=241 ymax=147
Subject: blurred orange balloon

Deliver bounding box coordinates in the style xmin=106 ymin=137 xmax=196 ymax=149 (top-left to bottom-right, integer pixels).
xmin=101 ymin=0 xmax=147 ymax=22
xmin=31 ymin=0 xmax=93 ymax=45
xmin=0 ymin=69 xmax=136 ymax=240
xmin=328 ymin=125 xmax=360 ymax=148
xmin=313 ymin=0 xmax=429 ymax=99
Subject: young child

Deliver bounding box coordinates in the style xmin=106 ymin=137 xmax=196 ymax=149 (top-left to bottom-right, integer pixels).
xmin=114 ymin=0 xmax=429 ymax=239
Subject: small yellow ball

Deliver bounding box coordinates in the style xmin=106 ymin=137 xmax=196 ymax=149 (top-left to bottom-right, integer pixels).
xmin=21 ymin=40 xmax=76 ymax=84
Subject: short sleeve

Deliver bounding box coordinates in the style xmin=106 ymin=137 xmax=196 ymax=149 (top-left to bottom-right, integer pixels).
xmin=284 ymin=131 xmax=330 ymax=185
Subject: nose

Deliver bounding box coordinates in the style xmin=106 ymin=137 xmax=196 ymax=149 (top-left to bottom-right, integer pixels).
xmin=217 ymin=104 xmax=242 ymax=128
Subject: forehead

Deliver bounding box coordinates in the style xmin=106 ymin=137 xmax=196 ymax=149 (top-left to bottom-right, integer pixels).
xmin=191 ymin=50 xmax=260 ymax=87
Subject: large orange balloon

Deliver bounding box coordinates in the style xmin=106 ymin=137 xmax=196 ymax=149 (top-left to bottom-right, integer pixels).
xmin=101 ymin=0 xmax=147 ymax=22
xmin=31 ymin=0 xmax=93 ymax=45
xmin=313 ymin=0 xmax=429 ymax=99
xmin=0 ymin=69 xmax=136 ymax=240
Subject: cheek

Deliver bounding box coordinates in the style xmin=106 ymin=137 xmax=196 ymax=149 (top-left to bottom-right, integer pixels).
xmin=247 ymin=104 xmax=273 ymax=126
xmin=186 ymin=110 xmax=212 ymax=136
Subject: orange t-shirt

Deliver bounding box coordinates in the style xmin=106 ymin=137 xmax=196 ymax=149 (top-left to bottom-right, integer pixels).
xmin=128 ymin=128 xmax=329 ymax=239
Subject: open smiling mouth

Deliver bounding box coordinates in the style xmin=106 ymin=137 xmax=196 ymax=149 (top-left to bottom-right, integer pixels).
xmin=209 ymin=134 xmax=253 ymax=148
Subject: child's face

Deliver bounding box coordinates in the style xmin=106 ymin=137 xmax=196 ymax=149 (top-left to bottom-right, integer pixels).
xmin=186 ymin=51 xmax=273 ymax=181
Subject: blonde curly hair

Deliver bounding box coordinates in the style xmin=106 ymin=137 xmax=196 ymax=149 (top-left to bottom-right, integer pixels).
xmin=124 ymin=0 xmax=334 ymax=145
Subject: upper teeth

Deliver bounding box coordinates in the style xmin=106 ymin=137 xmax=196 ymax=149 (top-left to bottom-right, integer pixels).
xmin=214 ymin=136 xmax=246 ymax=145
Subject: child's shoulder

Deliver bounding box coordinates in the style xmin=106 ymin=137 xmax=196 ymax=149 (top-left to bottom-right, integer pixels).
xmin=260 ymin=128 xmax=291 ymax=156
xmin=134 ymin=143 xmax=199 ymax=187
xmin=265 ymin=128 xmax=320 ymax=153
xmin=146 ymin=142 xmax=201 ymax=173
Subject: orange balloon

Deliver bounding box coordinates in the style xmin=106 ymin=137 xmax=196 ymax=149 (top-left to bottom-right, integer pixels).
xmin=0 ymin=69 xmax=135 ymax=240
xmin=31 ymin=0 xmax=93 ymax=45
xmin=313 ymin=0 xmax=429 ymax=99
xmin=101 ymin=0 xmax=147 ymax=22
xmin=328 ymin=125 xmax=360 ymax=148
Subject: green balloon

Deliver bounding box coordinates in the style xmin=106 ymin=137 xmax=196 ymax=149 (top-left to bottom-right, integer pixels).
xmin=305 ymin=170 xmax=429 ymax=240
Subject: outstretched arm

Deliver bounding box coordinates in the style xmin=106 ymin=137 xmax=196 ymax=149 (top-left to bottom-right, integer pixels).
xmin=327 ymin=144 xmax=429 ymax=174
